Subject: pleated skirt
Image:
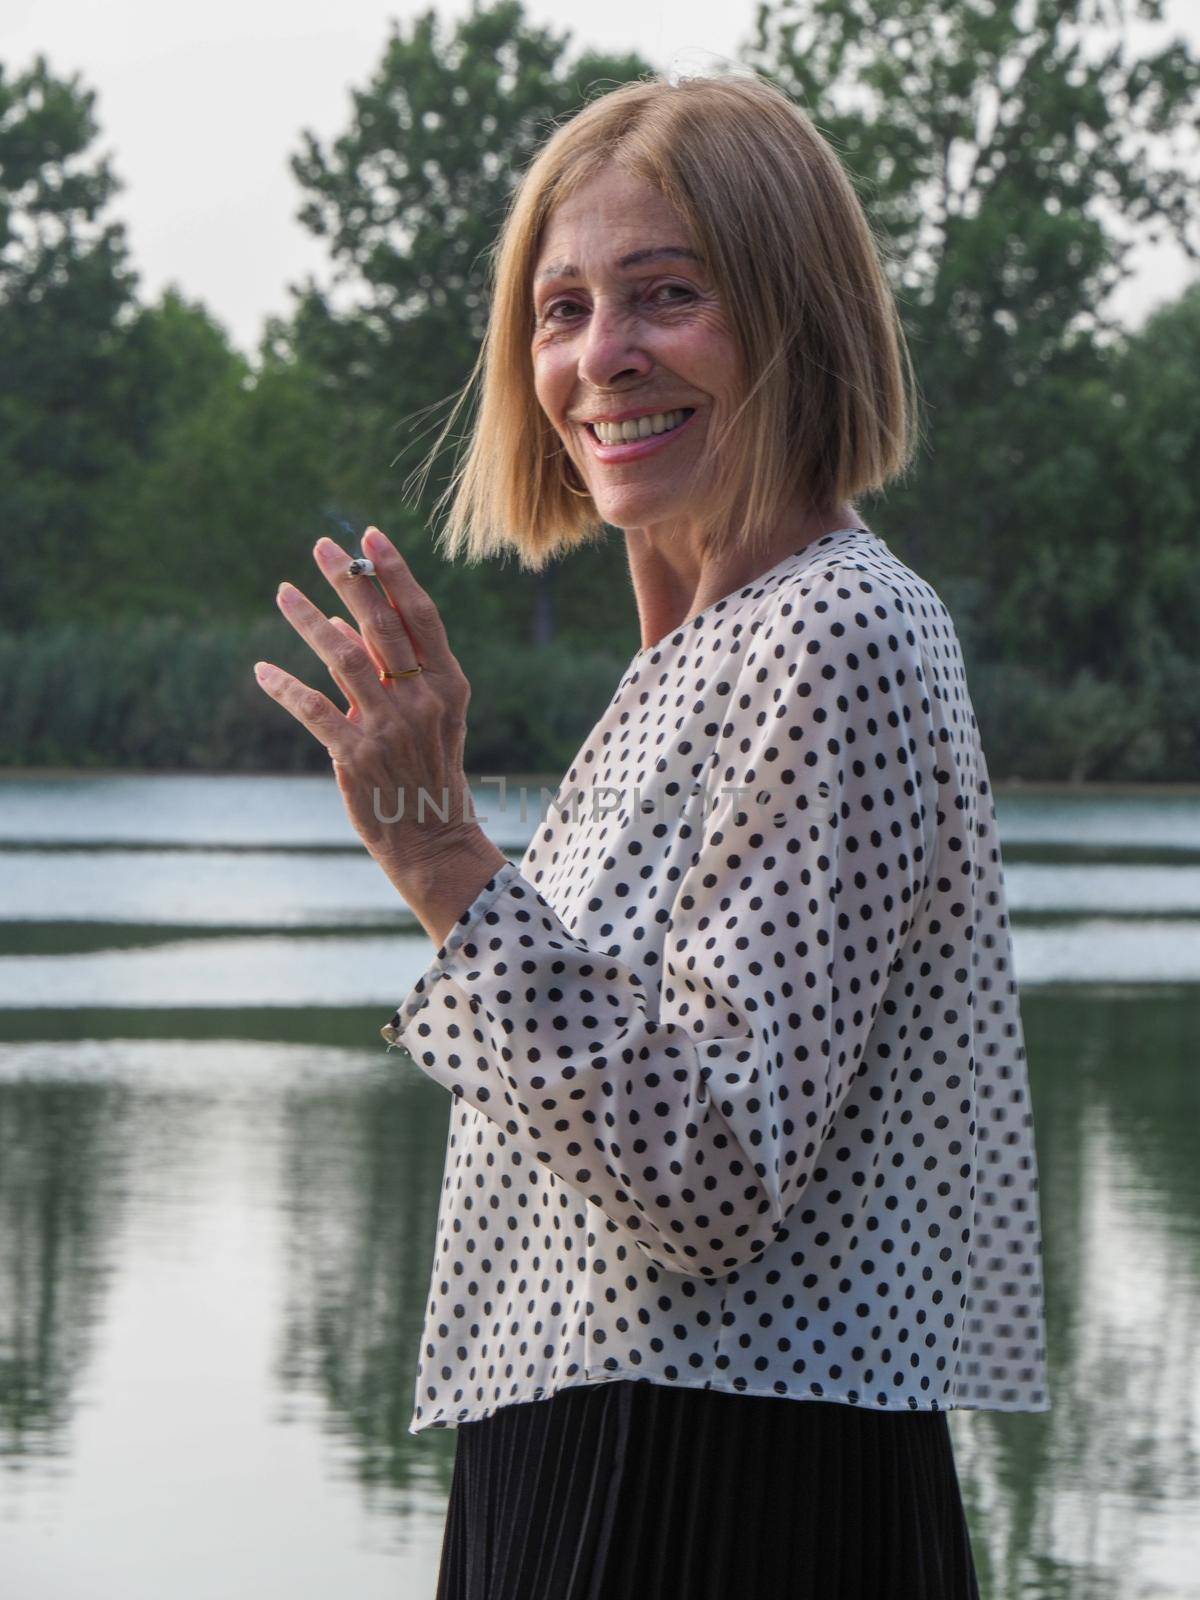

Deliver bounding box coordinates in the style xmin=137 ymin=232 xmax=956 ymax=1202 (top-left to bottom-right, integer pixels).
xmin=435 ymin=1378 xmax=980 ymax=1600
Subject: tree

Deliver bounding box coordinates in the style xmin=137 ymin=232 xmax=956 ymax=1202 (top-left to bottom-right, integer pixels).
xmin=1105 ymin=281 xmax=1200 ymax=776
xmin=0 ymin=55 xmax=140 ymax=629
xmin=749 ymin=0 xmax=1200 ymax=668
xmin=86 ymin=290 xmax=339 ymax=623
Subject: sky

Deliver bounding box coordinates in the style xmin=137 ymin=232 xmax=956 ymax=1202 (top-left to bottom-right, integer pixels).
xmin=5 ymin=0 xmax=1197 ymax=355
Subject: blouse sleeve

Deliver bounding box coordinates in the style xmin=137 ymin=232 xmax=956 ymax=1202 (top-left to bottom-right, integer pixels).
xmin=381 ymin=578 xmax=941 ymax=1280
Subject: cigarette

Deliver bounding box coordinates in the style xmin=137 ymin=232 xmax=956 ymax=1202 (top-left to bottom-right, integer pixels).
xmin=347 ymin=556 xmax=376 ymax=577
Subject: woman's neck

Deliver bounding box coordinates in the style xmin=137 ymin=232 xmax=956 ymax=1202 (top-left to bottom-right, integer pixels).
xmin=624 ymin=499 xmax=862 ymax=652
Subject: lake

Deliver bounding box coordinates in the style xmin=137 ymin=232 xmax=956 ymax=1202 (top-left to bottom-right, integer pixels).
xmin=1 ymin=773 xmax=1197 ymax=1598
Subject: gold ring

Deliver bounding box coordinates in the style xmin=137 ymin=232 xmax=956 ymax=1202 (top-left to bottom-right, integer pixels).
xmin=379 ymin=665 xmax=424 ymax=680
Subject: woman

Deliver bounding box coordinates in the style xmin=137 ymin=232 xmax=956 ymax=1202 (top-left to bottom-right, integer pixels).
xmin=255 ymin=69 xmax=1049 ymax=1600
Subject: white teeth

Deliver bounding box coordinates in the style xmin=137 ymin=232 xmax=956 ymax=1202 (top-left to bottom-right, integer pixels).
xmin=592 ymin=409 xmax=691 ymax=445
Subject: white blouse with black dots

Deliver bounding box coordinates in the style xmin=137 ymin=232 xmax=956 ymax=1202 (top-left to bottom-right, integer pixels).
xmin=381 ymin=525 xmax=1050 ymax=1434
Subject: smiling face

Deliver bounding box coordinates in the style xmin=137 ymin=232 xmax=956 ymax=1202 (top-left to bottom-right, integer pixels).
xmin=530 ymin=167 xmax=743 ymax=533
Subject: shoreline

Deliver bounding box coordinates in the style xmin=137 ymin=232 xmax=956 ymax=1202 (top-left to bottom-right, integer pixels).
xmin=3 ymin=766 xmax=1200 ymax=797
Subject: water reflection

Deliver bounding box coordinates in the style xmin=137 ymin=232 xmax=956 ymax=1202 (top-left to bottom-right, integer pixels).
xmin=0 ymin=993 xmax=1195 ymax=1597
xmin=0 ymin=1060 xmax=132 ymax=1469
xmin=273 ymin=1064 xmax=457 ymax=1497
xmin=1 ymin=776 xmax=1198 ymax=1598
xmin=0 ymin=1040 xmax=448 ymax=1599
xmin=957 ymin=989 xmax=1200 ymax=1599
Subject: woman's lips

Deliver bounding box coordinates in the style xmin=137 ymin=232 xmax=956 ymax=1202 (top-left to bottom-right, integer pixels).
xmin=581 ymin=409 xmax=699 ymax=463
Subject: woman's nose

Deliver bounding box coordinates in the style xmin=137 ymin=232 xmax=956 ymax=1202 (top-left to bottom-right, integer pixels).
xmin=575 ymin=301 xmax=653 ymax=389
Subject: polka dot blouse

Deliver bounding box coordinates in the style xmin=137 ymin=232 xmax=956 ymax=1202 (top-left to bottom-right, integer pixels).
xmin=381 ymin=525 xmax=1050 ymax=1434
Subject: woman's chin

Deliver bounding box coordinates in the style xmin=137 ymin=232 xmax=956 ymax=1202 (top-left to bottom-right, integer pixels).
xmin=588 ymin=483 xmax=699 ymax=529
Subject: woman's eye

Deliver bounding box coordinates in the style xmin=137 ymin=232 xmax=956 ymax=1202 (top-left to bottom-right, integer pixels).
xmin=652 ymin=284 xmax=694 ymax=304
xmin=538 ymin=284 xmax=695 ymax=325
xmin=543 ymin=299 xmax=585 ymax=323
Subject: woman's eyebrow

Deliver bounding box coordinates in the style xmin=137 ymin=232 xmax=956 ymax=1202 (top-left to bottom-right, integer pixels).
xmin=535 ymin=246 xmax=704 ymax=283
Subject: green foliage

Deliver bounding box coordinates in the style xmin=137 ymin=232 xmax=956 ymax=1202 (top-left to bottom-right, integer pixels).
xmin=456 ymin=631 xmax=631 ymax=773
xmin=87 ymin=309 xmax=342 ymax=624
xmin=748 ymin=0 xmax=1200 ymax=772
xmin=1111 ymin=282 xmax=1200 ymax=594
xmin=751 ymin=0 xmax=1199 ymax=352
xmin=0 ymin=55 xmax=140 ymax=630
xmin=750 ymin=0 xmax=1199 ymax=528
xmin=1 ymin=4 xmax=1198 ymax=779
xmin=0 ymin=617 xmax=633 ymax=774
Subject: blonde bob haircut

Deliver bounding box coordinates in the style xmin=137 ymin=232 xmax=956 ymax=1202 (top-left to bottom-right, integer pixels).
xmin=415 ymin=69 xmax=920 ymax=572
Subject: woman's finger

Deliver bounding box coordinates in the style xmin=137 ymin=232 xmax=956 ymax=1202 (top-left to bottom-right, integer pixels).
xmin=326 ymin=617 xmax=376 ymax=715
xmin=359 ymin=526 xmax=458 ymax=672
xmin=275 ymin=581 xmax=392 ymax=714
xmin=252 ymin=660 xmax=353 ymax=759
xmin=311 ymin=535 xmax=423 ymax=676
xmin=329 ymin=610 xmax=392 ymax=681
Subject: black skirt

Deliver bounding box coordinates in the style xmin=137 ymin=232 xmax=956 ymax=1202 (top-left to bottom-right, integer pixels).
xmin=435 ymin=1378 xmax=980 ymax=1600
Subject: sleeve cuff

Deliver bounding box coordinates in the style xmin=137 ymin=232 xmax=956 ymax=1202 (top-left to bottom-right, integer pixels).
xmin=379 ymin=857 xmax=525 ymax=1050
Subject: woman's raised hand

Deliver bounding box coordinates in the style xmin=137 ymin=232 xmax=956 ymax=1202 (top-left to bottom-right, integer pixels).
xmin=253 ymin=525 xmax=498 ymax=906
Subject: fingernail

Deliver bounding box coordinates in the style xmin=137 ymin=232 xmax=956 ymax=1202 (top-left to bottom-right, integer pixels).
xmin=363 ymin=527 xmax=384 ymax=551
xmin=254 ymin=662 xmax=278 ymax=681
xmin=277 ymin=583 xmax=299 ymax=608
